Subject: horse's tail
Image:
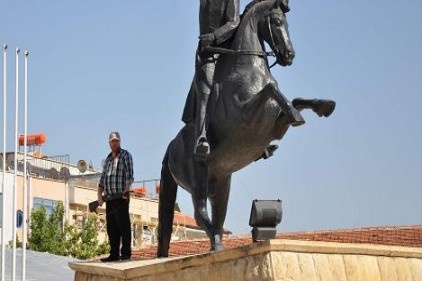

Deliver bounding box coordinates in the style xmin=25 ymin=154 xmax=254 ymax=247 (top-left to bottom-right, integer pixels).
xmin=157 ymin=145 xmax=178 ymax=258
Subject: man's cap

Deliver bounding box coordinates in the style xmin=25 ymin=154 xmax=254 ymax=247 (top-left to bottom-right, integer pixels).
xmin=109 ymin=131 xmax=120 ymax=141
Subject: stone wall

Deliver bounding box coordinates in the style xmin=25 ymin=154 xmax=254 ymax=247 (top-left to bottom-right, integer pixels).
xmin=69 ymin=240 xmax=422 ymax=281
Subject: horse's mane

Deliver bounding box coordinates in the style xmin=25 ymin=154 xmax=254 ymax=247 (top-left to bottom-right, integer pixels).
xmin=242 ymin=0 xmax=290 ymax=16
xmin=243 ymin=0 xmax=269 ymax=16
xmin=230 ymin=0 xmax=273 ymax=51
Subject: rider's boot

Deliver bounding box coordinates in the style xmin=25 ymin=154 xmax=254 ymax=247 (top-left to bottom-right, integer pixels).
xmin=194 ymin=94 xmax=210 ymax=161
xmin=195 ymin=136 xmax=210 ymax=160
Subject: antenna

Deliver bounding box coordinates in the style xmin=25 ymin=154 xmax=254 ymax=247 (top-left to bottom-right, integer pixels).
xmin=77 ymin=159 xmax=87 ymax=173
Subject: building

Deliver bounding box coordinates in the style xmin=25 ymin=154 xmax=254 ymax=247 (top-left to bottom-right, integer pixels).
xmin=0 ymin=150 xmax=207 ymax=248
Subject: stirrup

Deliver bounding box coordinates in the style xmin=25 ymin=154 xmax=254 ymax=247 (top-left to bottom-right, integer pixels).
xmin=194 ymin=139 xmax=210 ymax=160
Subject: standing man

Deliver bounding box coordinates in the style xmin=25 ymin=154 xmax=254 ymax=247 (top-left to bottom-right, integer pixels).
xmin=182 ymin=0 xmax=241 ymax=160
xmin=97 ymin=132 xmax=134 ymax=262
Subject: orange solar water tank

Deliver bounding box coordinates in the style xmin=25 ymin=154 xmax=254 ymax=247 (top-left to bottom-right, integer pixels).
xmin=19 ymin=133 xmax=46 ymax=146
xmin=133 ymin=187 xmax=147 ymax=197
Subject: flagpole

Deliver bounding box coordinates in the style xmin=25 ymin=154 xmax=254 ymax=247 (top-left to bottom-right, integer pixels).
xmin=1 ymin=43 xmax=8 ymax=281
xmin=12 ymin=47 xmax=20 ymax=281
xmin=22 ymin=50 xmax=29 ymax=281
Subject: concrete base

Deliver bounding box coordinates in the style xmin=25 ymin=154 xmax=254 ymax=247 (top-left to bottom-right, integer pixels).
xmin=69 ymin=239 xmax=422 ymax=281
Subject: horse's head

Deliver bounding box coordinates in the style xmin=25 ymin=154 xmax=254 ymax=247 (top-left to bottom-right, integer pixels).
xmin=258 ymin=0 xmax=295 ymax=66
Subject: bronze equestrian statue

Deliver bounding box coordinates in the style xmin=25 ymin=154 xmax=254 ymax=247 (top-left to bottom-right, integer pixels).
xmin=157 ymin=0 xmax=335 ymax=257
xmin=184 ymin=0 xmax=304 ymax=160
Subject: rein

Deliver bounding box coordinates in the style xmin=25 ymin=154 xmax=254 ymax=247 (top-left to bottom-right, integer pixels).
xmin=204 ymin=12 xmax=282 ymax=69
xmin=205 ymin=46 xmax=274 ymax=58
xmin=205 ymin=46 xmax=278 ymax=68
xmin=266 ymin=12 xmax=279 ymax=69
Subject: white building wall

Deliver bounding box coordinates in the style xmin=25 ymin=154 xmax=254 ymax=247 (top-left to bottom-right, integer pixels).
xmin=0 ymin=172 xmax=15 ymax=243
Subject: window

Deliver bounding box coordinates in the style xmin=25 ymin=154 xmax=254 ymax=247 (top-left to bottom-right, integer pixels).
xmin=17 ymin=210 xmax=23 ymax=228
xmin=33 ymin=197 xmax=60 ymax=218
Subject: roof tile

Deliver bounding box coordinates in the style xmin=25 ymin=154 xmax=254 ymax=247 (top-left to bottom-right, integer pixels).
xmin=132 ymin=225 xmax=422 ymax=260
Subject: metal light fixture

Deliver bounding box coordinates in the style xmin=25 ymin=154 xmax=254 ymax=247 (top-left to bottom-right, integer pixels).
xmin=249 ymin=199 xmax=282 ymax=242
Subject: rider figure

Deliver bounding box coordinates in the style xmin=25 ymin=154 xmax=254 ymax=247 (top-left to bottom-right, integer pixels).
xmin=182 ymin=0 xmax=241 ymax=160
xmin=183 ymin=0 xmax=303 ymax=160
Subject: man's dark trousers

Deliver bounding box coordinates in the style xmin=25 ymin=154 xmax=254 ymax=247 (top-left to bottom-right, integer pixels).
xmin=106 ymin=198 xmax=131 ymax=259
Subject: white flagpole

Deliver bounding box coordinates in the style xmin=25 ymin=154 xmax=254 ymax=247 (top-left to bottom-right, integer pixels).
xmin=22 ymin=50 xmax=29 ymax=281
xmin=1 ymin=43 xmax=8 ymax=281
xmin=12 ymin=47 xmax=20 ymax=281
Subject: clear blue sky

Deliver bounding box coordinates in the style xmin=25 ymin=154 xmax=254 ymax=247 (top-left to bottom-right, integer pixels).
xmin=1 ymin=0 xmax=421 ymax=235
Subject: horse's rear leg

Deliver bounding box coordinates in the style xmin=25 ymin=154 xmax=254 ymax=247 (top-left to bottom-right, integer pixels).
xmin=157 ymin=150 xmax=178 ymax=258
xmin=191 ymin=162 xmax=214 ymax=243
xmin=209 ymin=175 xmax=232 ymax=251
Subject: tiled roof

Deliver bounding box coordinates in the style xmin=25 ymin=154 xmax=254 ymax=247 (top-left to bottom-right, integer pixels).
xmin=132 ymin=225 xmax=422 ymax=260
xmin=172 ymin=212 xmax=231 ymax=234
xmin=173 ymin=212 xmax=199 ymax=228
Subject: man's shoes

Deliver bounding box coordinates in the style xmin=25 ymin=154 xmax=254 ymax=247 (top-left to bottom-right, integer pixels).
xmin=100 ymin=256 xmax=119 ymax=262
xmin=120 ymin=255 xmax=131 ymax=261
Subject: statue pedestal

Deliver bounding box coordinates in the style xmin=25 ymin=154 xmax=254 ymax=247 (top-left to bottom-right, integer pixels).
xmin=69 ymin=239 xmax=422 ymax=281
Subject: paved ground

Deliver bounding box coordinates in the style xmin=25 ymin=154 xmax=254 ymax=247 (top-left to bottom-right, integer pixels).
xmin=1 ymin=247 xmax=79 ymax=281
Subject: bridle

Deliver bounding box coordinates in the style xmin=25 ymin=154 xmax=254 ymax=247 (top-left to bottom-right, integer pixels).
xmin=266 ymin=11 xmax=283 ymax=68
xmin=204 ymin=12 xmax=287 ymax=69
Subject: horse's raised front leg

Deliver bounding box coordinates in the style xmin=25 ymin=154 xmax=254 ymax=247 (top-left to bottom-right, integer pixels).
xmin=292 ymin=98 xmax=336 ymax=117
xmin=208 ymin=175 xmax=232 ymax=251
xmin=191 ymin=161 xmax=214 ymax=245
xmin=273 ymin=98 xmax=335 ymax=140
xmin=238 ymin=82 xmax=305 ymax=127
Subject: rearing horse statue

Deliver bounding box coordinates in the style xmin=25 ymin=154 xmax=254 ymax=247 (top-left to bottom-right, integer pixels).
xmin=157 ymin=0 xmax=335 ymax=257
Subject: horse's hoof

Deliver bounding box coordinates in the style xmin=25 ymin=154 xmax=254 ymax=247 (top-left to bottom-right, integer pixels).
xmin=210 ymin=235 xmax=225 ymax=252
xmin=315 ymin=100 xmax=336 ymax=117
xmin=215 ymin=243 xmax=224 ymax=251
xmin=210 ymin=243 xmax=225 ymax=252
